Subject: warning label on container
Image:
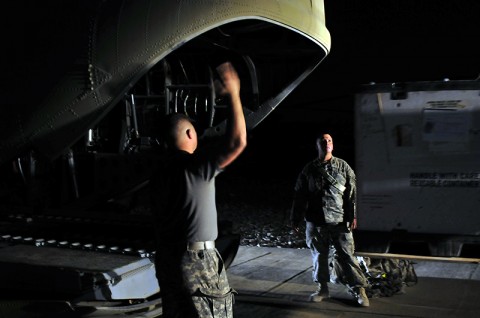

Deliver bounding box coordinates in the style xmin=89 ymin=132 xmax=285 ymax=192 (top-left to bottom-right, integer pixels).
xmin=409 ymin=172 xmax=480 ymax=188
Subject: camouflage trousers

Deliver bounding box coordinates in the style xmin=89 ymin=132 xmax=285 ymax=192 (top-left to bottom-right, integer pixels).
xmin=305 ymin=222 xmax=368 ymax=289
xmin=155 ymin=244 xmax=235 ymax=318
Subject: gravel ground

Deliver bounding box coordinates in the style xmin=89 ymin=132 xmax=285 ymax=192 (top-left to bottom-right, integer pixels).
xmin=216 ymin=173 xmax=307 ymax=249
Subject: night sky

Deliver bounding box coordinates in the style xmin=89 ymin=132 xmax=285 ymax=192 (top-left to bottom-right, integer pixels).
xmin=5 ymin=0 xmax=480 ymax=187
xmin=233 ymin=0 xmax=480 ymax=184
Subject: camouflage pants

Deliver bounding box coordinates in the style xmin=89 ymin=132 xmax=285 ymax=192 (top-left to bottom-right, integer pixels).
xmin=155 ymin=244 xmax=235 ymax=318
xmin=305 ymin=222 xmax=368 ymax=288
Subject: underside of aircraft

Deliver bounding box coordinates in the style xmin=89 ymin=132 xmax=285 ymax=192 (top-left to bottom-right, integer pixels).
xmin=0 ymin=0 xmax=330 ymax=316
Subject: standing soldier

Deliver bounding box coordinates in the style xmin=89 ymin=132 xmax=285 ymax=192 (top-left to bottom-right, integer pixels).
xmin=290 ymin=132 xmax=369 ymax=307
xmin=151 ymin=61 xmax=247 ymax=317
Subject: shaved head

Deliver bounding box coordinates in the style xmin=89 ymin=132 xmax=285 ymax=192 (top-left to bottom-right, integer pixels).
xmin=164 ymin=113 xmax=197 ymax=152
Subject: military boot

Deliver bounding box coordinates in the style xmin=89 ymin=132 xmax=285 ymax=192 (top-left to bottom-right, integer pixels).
xmin=309 ymin=283 xmax=329 ymax=302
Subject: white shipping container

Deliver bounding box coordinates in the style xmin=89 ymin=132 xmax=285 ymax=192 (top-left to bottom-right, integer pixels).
xmin=354 ymin=80 xmax=480 ymax=256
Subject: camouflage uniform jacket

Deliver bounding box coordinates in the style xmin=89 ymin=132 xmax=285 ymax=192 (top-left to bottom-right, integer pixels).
xmin=291 ymin=156 xmax=356 ymax=226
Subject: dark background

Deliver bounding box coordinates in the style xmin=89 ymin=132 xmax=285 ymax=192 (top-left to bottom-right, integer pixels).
xmin=4 ymin=0 xmax=479 ymax=205
xmin=231 ymin=0 xmax=480 ymax=186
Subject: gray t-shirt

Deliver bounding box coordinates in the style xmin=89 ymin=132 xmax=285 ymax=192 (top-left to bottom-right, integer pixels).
xmin=151 ymin=149 xmax=223 ymax=243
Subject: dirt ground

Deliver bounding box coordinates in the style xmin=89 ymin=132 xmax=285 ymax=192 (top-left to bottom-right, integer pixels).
xmin=216 ymin=173 xmax=307 ymax=249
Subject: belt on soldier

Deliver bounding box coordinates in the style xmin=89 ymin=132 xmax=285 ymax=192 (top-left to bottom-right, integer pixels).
xmin=187 ymin=241 xmax=215 ymax=250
